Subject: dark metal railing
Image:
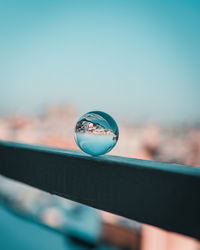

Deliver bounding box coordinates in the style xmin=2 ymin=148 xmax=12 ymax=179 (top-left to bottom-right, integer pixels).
xmin=0 ymin=141 xmax=200 ymax=240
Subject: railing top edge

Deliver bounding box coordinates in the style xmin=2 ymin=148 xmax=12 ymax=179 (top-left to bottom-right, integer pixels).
xmin=0 ymin=140 xmax=199 ymax=177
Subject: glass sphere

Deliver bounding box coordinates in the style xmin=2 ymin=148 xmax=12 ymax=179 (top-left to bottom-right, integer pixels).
xmin=74 ymin=111 xmax=119 ymax=156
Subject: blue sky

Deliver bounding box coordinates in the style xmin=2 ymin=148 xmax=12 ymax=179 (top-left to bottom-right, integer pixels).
xmin=0 ymin=0 xmax=200 ymax=123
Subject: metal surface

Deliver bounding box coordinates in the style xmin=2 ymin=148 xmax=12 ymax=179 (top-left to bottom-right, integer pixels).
xmin=0 ymin=141 xmax=200 ymax=239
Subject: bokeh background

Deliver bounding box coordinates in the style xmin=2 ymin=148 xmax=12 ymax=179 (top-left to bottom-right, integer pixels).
xmin=0 ymin=1 xmax=200 ymax=249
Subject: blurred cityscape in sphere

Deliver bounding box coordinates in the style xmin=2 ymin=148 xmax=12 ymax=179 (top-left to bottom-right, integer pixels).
xmin=0 ymin=104 xmax=200 ymax=166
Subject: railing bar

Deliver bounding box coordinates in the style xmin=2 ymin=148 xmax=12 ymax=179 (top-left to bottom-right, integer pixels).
xmin=0 ymin=141 xmax=200 ymax=240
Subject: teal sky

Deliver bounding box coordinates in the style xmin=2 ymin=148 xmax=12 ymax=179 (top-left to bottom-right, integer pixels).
xmin=0 ymin=0 xmax=200 ymax=123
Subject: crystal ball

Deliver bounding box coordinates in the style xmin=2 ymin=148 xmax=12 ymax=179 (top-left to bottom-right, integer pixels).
xmin=74 ymin=111 xmax=119 ymax=156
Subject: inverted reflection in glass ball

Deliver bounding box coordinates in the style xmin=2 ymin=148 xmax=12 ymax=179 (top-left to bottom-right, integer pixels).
xmin=74 ymin=111 xmax=119 ymax=156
